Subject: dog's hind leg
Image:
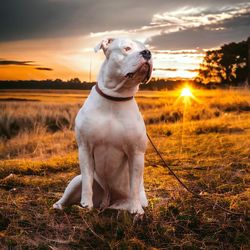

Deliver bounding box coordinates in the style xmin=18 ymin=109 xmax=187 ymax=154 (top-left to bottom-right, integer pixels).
xmin=53 ymin=174 xmax=104 ymax=210
xmin=53 ymin=175 xmax=82 ymax=210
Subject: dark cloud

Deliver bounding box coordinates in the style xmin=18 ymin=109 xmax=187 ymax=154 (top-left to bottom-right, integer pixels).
xmin=0 ymin=59 xmax=52 ymax=71
xmin=153 ymin=50 xmax=200 ymax=54
xmin=0 ymin=60 xmax=35 ymax=66
xmin=154 ymin=68 xmax=199 ymax=72
xmin=149 ymin=13 xmax=250 ymax=50
xmin=154 ymin=68 xmax=177 ymax=71
xmin=0 ymin=0 xmax=165 ymax=41
xmin=35 ymin=67 xmax=53 ymax=71
xmin=0 ymin=0 xmax=244 ymax=42
xmin=187 ymin=69 xmax=199 ymax=72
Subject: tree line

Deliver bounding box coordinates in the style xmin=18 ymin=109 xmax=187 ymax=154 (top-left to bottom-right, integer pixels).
xmin=0 ymin=78 xmax=197 ymax=91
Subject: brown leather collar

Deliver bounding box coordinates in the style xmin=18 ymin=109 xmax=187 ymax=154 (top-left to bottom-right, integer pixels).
xmin=95 ymin=83 xmax=134 ymax=102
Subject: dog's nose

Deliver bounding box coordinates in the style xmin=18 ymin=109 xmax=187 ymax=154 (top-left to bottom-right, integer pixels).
xmin=140 ymin=50 xmax=151 ymax=60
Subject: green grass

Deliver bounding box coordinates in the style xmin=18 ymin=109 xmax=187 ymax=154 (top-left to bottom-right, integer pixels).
xmin=0 ymin=88 xmax=249 ymax=249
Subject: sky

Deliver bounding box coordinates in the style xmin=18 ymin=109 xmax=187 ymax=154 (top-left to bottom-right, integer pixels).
xmin=0 ymin=0 xmax=250 ymax=81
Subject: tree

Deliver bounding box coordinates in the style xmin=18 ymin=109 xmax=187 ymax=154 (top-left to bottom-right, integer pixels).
xmin=68 ymin=78 xmax=81 ymax=84
xmin=54 ymin=78 xmax=63 ymax=83
xmin=196 ymin=39 xmax=248 ymax=86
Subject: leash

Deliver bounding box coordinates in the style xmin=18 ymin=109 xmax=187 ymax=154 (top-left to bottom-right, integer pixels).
xmin=146 ymin=133 xmax=248 ymax=217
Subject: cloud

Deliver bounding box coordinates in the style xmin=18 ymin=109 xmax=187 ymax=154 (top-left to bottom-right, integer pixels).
xmin=148 ymin=3 xmax=250 ymax=49
xmin=0 ymin=59 xmax=53 ymax=71
xmin=0 ymin=0 xmax=167 ymax=42
xmin=187 ymin=69 xmax=199 ymax=72
xmin=153 ymin=50 xmax=196 ymax=54
xmin=87 ymin=2 xmax=250 ymax=49
xmin=154 ymin=68 xmax=177 ymax=71
xmin=153 ymin=67 xmax=199 ymax=72
xmin=0 ymin=59 xmax=35 ymax=66
xmin=0 ymin=0 xmax=245 ymax=42
xmin=151 ymin=2 xmax=250 ymax=29
xmin=35 ymin=67 xmax=53 ymax=71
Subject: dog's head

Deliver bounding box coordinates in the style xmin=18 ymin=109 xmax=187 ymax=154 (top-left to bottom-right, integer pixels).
xmin=94 ymin=38 xmax=153 ymax=88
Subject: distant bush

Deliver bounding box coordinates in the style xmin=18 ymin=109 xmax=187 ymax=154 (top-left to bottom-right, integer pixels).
xmin=210 ymin=101 xmax=250 ymax=112
xmin=194 ymin=125 xmax=244 ymax=135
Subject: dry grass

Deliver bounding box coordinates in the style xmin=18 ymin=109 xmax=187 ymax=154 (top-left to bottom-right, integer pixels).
xmin=0 ymin=88 xmax=249 ymax=249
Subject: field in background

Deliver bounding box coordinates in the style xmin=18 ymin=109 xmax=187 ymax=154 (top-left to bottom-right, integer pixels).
xmin=0 ymin=88 xmax=249 ymax=249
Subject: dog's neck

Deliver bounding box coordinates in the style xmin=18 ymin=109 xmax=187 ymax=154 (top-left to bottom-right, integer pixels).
xmin=95 ymin=83 xmax=134 ymax=102
xmin=97 ymin=78 xmax=139 ymax=98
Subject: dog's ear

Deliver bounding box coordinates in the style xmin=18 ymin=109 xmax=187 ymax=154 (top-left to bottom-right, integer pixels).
xmin=94 ymin=38 xmax=114 ymax=55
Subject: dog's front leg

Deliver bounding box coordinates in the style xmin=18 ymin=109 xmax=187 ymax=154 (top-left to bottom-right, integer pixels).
xmin=78 ymin=144 xmax=94 ymax=209
xmin=128 ymin=152 xmax=144 ymax=214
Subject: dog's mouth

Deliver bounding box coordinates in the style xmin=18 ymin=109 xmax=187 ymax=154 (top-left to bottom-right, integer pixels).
xmin=125 ymin=62 xmax=152 ymax=83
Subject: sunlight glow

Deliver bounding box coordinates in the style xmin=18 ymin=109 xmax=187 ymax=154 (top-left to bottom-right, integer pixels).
xmin=181 ymin=87 xmax=193 ymax=97
xmin=174 ymin=85 xmax=201 ymax=106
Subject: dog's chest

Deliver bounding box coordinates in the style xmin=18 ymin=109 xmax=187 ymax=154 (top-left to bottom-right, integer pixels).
xmin=75 ymin=98 xmax=146 ymax=151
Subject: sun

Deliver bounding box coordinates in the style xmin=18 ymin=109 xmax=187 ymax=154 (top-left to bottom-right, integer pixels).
xmin=180 ymin=87 xmax=193 ymax=97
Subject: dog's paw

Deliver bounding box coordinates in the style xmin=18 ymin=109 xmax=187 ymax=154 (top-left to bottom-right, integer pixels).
xmin=53 ymin=202 xmax=63 ymax=210
xmin=129 ymin=202 xmax=144 ymax=215
xmin=110 ymin=199 xmax=144 ymax=215
xmin=80 ymin=200 xmax=93 ymax=209
xmin=80 ymin=192 xmax=93 ymax=209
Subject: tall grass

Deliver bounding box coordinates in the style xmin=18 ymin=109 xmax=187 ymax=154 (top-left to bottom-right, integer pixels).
xmin=0 ymin=102 xmax=79 ymax=159
xmin=0 ymin=102 xmax=81 ymax=139
xmin=0 ymin=89 xmax=250 ymax=159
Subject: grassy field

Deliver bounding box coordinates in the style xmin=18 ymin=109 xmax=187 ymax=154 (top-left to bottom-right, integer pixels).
xmin=0 ymin=88 xmax=249 ymax=249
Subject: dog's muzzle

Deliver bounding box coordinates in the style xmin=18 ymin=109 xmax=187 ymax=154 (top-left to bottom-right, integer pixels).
xmin=125 ymin=62 xmax=152 ymax=83
xmin=125 ymin=49 xmax=152 ymax=83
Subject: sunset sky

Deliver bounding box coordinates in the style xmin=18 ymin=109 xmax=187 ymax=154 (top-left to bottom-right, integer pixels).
xmin=0 ymin=0 xmax=250 ymax=81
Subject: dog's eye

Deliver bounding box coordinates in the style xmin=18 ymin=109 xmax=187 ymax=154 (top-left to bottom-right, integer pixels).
xmin=124 ymin=46 xmax=131 ymax=52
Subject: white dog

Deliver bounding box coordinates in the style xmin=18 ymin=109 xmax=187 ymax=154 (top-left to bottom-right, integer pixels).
xmin=53 ymin=38 xmax=153 ymax=214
